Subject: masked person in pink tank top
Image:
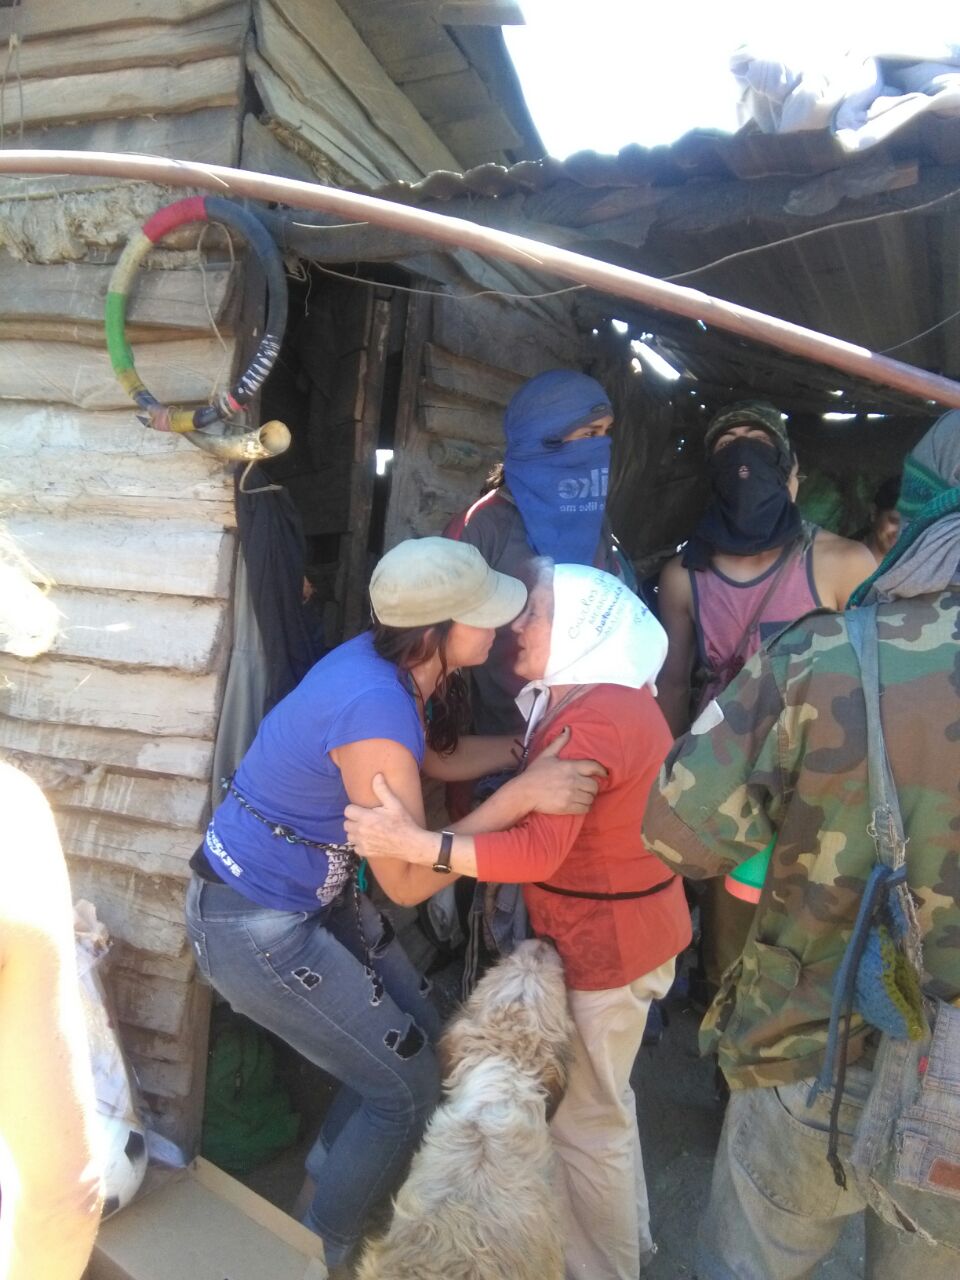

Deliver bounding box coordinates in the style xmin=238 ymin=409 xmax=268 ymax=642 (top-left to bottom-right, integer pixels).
xmin=655 ymin=400 xmax=875 ymax=992
xmin=690 ymin=529 xmax=821 ymax=710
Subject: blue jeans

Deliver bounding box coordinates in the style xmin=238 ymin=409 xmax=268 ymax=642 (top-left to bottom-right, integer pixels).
xmin=185 ymin=876 xmax=440 ymax=1264
xmin=696 ymin=1067 xmax=958 ymax=1279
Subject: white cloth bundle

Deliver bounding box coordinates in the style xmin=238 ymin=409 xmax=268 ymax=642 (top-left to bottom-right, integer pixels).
xmin=730 ymin=43 xmax=960 ymax=153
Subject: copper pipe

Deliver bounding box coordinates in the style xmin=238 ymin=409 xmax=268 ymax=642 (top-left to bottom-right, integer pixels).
xmin=2 ymin=148 xmax=958 ymax=408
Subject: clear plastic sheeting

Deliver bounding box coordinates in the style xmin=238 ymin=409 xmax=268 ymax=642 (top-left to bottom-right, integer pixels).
xmin=74 ymin=900 xmax=149 ymax=1217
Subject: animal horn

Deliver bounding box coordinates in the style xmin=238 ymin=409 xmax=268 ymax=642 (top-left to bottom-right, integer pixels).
xmin=186 ymin=419 xmax=291 ymax=461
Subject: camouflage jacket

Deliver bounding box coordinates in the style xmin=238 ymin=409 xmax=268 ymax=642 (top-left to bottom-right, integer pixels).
xmin=643 ymin=588 xmax=960 ymax=1090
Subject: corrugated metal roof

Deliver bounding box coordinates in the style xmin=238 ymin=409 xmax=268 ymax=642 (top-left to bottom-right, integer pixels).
xmin=365 ymin=117 xmax=960 ymax=406
xmin=373 ymin=114 xmax=960 ymax=203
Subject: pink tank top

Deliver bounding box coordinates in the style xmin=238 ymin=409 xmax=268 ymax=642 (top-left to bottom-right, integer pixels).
xmin=690 ymin=532 xmax=821 ymax=711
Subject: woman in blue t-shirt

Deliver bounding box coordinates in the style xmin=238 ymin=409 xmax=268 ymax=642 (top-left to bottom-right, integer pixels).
xmin=185 ymin=537 xmax=601 ymax=1274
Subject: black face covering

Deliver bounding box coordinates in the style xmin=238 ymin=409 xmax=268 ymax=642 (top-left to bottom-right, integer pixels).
xmin=682 ymin=437 xmax=803 ymax=570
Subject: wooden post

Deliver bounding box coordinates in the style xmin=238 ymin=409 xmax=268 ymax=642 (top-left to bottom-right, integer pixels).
xmin=341 ymin=295 xmax=392 ymax=638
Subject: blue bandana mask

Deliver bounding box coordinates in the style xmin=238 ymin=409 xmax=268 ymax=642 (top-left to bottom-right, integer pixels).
xmin=502 ymin=371 xmax=613 ymax=565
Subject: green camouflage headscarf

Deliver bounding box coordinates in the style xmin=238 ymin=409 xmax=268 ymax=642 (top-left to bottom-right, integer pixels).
xmin=703 ymin=399 xmax=792 ymax=468
xmin=849 ymin=410 xmax=960 ymax=606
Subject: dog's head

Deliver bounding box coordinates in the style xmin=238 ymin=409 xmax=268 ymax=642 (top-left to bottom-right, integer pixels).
xmin=439 ymin=939 xmax=574 ymax=1119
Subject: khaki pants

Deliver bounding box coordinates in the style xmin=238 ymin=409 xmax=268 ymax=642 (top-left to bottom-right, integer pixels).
xmin=550 ymin=958 xmax=677 ymax=1280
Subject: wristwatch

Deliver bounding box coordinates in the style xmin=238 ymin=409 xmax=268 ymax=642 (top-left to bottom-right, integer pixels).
xmin=432 ymin=830 xmax=454 ymax=874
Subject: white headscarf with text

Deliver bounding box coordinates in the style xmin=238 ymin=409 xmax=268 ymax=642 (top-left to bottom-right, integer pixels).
xmin=515 ymin=564 xmax=668 ymax=743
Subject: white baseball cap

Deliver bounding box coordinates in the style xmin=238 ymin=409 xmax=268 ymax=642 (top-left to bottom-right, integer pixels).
xmin=370 ymin=537 xmax=527 ymax=628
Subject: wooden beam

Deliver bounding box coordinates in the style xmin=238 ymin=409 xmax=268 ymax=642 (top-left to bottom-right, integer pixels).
xmin=3 ymin=512 xmax=235 ymax=598
xmin=0 ymin=3 xmax=248 ymax=79
xmin=55 ymin=810 xmax=201 ymax=877
xmin=48 ymin=589 xmax=229 ymax=674
xmin=0 ymin=717 xmax=214 ymax=780
xmin=111 ymin=968 xmax=193 ymax=1038
xmin=240 ymin=112 xmax=318 ymax=184
xmin=0 ymin=259 xmax=236 ymax=333
xmin=0 ymin=656 xmax=223 ymax=738
xmin=419 ymin=380 xmax=507 ymax=445
xmin=423 ymin=342 xmax=524 ymax=406
xmin=254 ymin=1 xmax=418 ymax=183
xmin=125 ymin=1052 xmax=195 ymax=1100
xmin=437 ymin=2 xmax=525 ymax=24
xmin=393 ymin=293 xmax=432 ymax=458
xmin=425 ymin=435 xmax=497 ymax=474
xmin=0 ymin=1 xmax=241 ymax=40
xmin=140 ymin=979 xmax=210 ymax=1152
xmin=337 ymin=0 xmax=467 ymax=83
xmin=383 ymin=290 xmax=431 ymax=550
xmin=0 ymin=109 xmax=241 ymax=201
xmin=49 ymin=765 xmax=209 ymax=830
xmin=0 ymin=55 xmax=243 ymax=131
xmin=114 ymin=946 xmax=195 ymax=990
xmin=0 ymin=337 xmax=239 ymax=409
xmin=430 ymin=290 xmax=582 ymax=380
xmin=404 ymin=67 xmax=495 ymax=123
xmin=1 ymin=405 xmax=234 ymax=513
xmin=342 ymin=297 xmax=391 ymax=638
xmin=436 ymin=108 xmax=523 ymax=161
xmin=9 ymin=492 xmax=236 ymax=528
xmin=247 ymin=46 xmax=381 ymax=187
xmin=264 ymin=0 xmax=459 ymax=177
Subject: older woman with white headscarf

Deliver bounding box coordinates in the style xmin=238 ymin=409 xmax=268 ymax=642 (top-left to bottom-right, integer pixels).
xmin=346 ymin=563 xmax=692 ymax=1280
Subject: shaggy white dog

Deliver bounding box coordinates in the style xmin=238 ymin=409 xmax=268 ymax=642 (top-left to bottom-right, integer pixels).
xmin=356 ymin=938 xmax=574 ymax=1280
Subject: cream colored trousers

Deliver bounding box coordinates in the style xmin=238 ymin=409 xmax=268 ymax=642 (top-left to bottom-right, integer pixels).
xmin=550 ymin=958 xmax=676 ymax=1280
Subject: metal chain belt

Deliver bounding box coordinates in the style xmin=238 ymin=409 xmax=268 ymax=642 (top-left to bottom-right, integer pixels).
xmin=220 ymin=776 xmax=354 ymax=853
xmin=219 ymin=779 xmax=378 ymax=974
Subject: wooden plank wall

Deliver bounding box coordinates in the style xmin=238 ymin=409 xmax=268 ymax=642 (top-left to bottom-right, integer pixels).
xmin=248 ymin=0 xmax=461 ymax=187
xmin=0 ymin=0 xmax=248 ymax=263
xmin=0 ymin=0 xmax=583 ymax=1155
xmin=0 ymin=0 xmax=251 ymax=1150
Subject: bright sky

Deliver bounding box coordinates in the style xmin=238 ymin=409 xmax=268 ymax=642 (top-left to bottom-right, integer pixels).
xmin=505 ymin=1 xmax=958 ymax=157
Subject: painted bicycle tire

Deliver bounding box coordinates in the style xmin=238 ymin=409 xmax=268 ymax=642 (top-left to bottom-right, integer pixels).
xmin=106 ymin=196 xmax=288 ymax=434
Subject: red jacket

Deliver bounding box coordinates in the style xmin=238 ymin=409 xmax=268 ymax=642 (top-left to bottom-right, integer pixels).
xmin=474 ymin=685 xmax=691 ymax=990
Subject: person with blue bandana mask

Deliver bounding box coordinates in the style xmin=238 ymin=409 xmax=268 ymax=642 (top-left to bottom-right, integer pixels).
xmin=445 ymin=369 xmax=634 ymax=742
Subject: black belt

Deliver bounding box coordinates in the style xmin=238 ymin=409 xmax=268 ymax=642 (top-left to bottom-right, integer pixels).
xmin=190 ymin=845 xmax=224 ymax=884
xmin=189 ymin=841 xmax=376 ymax=973
xmin=532 ymin=874 xmax=677 ymax=901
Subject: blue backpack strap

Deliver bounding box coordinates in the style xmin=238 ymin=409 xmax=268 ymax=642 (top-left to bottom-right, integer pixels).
xmin=812 ymin=606 xmax=923 ymax=1187
xmin=813 ymin=863 xmax=907 ymax=1098
xmin=847 ymin=607 xmax=908 ymax=874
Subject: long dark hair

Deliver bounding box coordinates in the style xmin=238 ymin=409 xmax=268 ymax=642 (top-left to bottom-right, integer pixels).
xmin=371 ymin=619 xmax=470 ymax=755
xmin=485 ymin=460 xmax=506 ymax=490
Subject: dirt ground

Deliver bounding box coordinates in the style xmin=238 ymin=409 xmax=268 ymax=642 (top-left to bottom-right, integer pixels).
xmin=241 ymin=973 xmax=866 ymax=1277
xmin=634 ymin=997 xmax=864 ymax=1278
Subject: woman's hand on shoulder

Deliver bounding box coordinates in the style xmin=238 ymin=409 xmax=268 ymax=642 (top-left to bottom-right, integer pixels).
xmin=514 ymin=726 xmax=607 ymax=816
xmin=344 ymin=774 xmax=430 ymax=864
